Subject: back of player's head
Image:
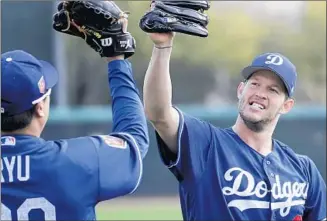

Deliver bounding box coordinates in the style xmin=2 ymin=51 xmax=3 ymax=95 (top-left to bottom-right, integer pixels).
xmin=1 ymin=50 xmax=58 ymax=132
xmin=241 ymin=52 xmax=297 ymax=98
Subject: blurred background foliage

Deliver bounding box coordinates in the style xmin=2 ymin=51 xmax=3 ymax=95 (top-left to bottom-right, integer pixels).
xmin=2 ymin=1 xmax=325 ymax=106
xmin=63 ymin=1 xmax=326 ymax=106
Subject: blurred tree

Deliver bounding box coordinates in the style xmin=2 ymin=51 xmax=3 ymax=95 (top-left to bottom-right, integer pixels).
xmin=260 ymin=1 xmax=326 ymax=104
xmin=64 ymin=2 xmax=272 ymax=104
xmin=63 ymin=1 xmax=325 ymax=105
xmin=173 ymin=6 xmax=271 ymax=75
xmin=123 ymin=2 xmax=272 ymax=74
xmin=286 ymin=1 xmax=326 ymax=104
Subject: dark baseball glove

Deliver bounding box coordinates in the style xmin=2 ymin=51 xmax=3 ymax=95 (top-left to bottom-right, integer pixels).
xmin=53 ymin=1 xmax=136 ymax=58
xmin=139 ymin=1 xmax=210 ymax=37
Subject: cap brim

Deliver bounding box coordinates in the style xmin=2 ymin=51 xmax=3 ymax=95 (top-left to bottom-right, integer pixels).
xmin=39 ymin=60 xmax=58 ymax=89
xmin=241 ymin=66 xmax=291 ymax=96
xmin=242 ymin=66 xmax=274 ymax=79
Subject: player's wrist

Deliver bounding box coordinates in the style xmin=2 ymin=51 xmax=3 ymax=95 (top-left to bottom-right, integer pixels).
xmin=154 ymin=44 xmax=173 ymax=49
xmin=154 ymin=39 xmax=174 ymax=49
xmin=154 ymin=42 xmax=173 ymax=50
xmin=106 ymin=55 xmax=125 ymax=63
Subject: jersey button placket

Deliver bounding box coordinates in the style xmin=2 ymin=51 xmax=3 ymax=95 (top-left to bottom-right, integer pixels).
xmin=263 ymin=157 xmax=275 ymax=220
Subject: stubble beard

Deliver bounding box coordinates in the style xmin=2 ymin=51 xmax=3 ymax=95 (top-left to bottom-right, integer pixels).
xmin=239 ymin=111 xmax=269 ymax=132
xmin=238 ymin=99 xmax=278 ymax=133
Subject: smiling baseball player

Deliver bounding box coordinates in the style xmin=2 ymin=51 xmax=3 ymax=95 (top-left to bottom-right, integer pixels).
xmin=142 ymin=29 xmax=326 ymax=221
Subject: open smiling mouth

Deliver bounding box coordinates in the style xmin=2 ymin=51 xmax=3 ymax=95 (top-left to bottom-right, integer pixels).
xmin=249 ymin=102 xmax=265 ymax=110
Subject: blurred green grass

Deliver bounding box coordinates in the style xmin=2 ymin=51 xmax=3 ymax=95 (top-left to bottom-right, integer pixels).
xmin=95 ymin=197 xmax=183 ymax=220
xmin=96 ymin=206 xmax=182 ymax=220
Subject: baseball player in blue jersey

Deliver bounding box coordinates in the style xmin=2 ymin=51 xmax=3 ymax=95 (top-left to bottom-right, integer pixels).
xmin=1 ymin=25 xmax=149 ymax=221
xmin=143 ymin=32 xmax=326 ymax=221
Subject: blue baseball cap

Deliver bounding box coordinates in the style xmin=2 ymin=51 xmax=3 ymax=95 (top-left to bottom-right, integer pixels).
xmin=1 ymin=50 xmax=58 ymax=116
xmin=241 ymin=52 xmax=297 ymax=97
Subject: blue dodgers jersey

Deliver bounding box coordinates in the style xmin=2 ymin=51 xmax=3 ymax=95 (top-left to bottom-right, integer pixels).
xmin=157 ymin=108 xmax=326 ymax=221
xmin=1 ymin=59 xmax=149 ymax=221
xmin=1 ymin=133 xmax=142 ymax=220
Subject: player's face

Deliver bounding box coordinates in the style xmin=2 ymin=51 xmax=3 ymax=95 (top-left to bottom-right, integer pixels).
xmin=237 ymin=70 xmax=294 ymax=132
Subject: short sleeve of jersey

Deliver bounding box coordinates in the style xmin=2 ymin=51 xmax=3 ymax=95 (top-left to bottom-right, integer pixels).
xmin=56 ymin=136 xmax=99 ymax=206
xmin=89 ymin=132 xmax=143 ymax=202
xmin=156 ymin=107 xmax=213 ymax=182
xmin=302 ymin=156 xmax=326 ymax=221
xmin=62 ymin=133 xmax=142 ymax=203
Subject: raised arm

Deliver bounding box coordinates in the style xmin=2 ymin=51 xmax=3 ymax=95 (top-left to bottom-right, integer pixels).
xmin=143 ymin=33 xmax=180 ymax=153
xmin=52 ymin=1 xmax=149 ymax=200
xmin=107 ymin=55 xmax=149 ymax=159
xmin=62 ymin=56 xmax=150 ymax=201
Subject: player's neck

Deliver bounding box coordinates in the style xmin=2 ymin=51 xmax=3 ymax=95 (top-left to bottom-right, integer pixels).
xmin=1 ymin=120 xmax=43 ymax=138
xmin=232 ymin=116 xmax=275 ymax=156
xmin=1 ymin=128 xmax=41 ymax=138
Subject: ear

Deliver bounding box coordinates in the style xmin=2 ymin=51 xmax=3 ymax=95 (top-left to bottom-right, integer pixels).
xmin=34 ymin=102 xmax=45 ymax=117
xmin=279 ymin=98 xmax=295 ymax=114
xmin=237 ymin=81 xmax=246 ymax=100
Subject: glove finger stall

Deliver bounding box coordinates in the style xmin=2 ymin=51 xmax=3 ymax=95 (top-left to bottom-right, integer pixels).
xmin=57 ymin=2 xmax=65 ymax=11
xmin=83 ymin=1 xmax=125 ymax=20
xmin=52 ymin=10 xmax=86 ymax=39
xmin=52 ymin=11 xmax=70 ymax=31
xmin=140 ymin=10 xmax=208 ymax=37
xmin=57 ymin=1 xmax=74 ymax=12
xmin=71 ymin=3 xmax=124 ymax=35
xmin=72 ymin=1 xmax=122 ymax=25
xmin=154 ymin=1 xmax=209 ymax=27
xmin=154 ymin=0 xmax=210 ymax=11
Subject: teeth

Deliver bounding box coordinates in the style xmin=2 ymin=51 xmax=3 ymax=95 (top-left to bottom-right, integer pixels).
xmin=251 ymin=103 xmax=264 ymax=110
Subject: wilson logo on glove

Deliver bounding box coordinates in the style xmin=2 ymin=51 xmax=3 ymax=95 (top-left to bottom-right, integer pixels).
xmin=101 ymin=38 xmax=113 ymax=47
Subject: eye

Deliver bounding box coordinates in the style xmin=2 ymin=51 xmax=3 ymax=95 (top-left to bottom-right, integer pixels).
xmin=270 ymin=88 xmax=279 ymax=94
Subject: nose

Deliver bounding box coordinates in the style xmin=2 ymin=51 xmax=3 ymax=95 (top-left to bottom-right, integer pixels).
xmin=254 ymin=88 xmax=267 ymax=100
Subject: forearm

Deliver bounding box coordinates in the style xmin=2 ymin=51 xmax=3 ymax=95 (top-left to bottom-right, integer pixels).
xmin=108 ymin=58 xmax=149 ymax=158
xmin=143 ymin=46 xmax=174 ymax=122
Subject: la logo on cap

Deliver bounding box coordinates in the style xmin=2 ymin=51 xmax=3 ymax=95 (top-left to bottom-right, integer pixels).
xmin=38 ymin=76 xmax=46 ymax=93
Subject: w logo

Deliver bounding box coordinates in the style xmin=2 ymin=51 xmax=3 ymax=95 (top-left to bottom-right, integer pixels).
xmin=101 ymin=38 xmax=112 ymax=47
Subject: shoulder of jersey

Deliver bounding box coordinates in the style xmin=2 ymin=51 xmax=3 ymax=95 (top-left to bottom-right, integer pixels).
xmin=274 ymin=139 xmax=295 ymax=153
xmin=274 ymin=139 xmax=289 ymax=148
xmin=43 ymin=135 xmax=128 ymax=150
xmin=274 ymin=139 xmax=312 ymax=169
